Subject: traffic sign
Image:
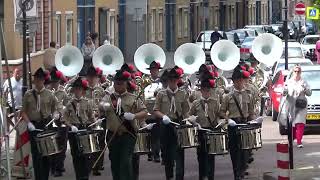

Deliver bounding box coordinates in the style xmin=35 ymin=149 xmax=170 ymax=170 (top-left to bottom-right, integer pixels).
xmin=306 ymin=7 xmax=319 ymax=20
xmin=295 ymin=2 xmax=305 ymax=15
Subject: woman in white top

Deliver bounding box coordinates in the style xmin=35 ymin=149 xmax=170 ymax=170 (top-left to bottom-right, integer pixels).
xmin=282 ymin=65 xmax=312 ymax=148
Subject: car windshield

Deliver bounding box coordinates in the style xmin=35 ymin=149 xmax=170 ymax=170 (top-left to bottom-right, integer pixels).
xmin=232 ymin=30 xmax=245 ymax=39
xmin=301 ymin=71 xmax=320 ymax=89
xmin=247 ymin=27 xmax=264 ymax=34
xmin=302 ymin=37 xmax=320 ymax=45
xmin=281 ymin=47 xmax=303 ymax=58
xmin=242 ymin=37 xmax=255 ymax=44
xmin=277 ymin=62 xmax=312 ymax=72
xmin=226 ymin=34 xmax=234 ymax=41
xmin=197 ymin=33 xmax=212 ymax=42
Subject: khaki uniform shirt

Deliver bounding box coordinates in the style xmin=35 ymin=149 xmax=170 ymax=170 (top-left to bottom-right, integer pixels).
xmin=85 ymin=85 xmax=106 ymax=111
xmin=220 ymin=87 xmax=255 ymax=121
xmin=153 ymin=88 xmax=190 ymax=121
xmin=189 ymin=95 xmax=220 ymax=128
xmin=43 ymin=47 xmax=57 ymax=70
xmin=22 ymin=88 xmax=58 ymax=122
xmin=189 ymin=87 xmax=224 ymax=103
xmin=52 ymin=85 xmax=69 ymax=113
xmin=100 ymin=92 xmax=147 ymax=133
xmin=246 ymin=83 xmax=260 ymax=115
xmin=63 ymin=97 xmax=95 ymax=126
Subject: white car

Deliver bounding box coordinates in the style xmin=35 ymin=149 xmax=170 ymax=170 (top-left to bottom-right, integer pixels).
xmin=301 ymin=35 xmax=320 ymax=55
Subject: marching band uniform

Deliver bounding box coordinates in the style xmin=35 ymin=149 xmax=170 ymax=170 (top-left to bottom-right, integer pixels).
xmin=48 ymin=68 xmax=70 ymax=177
xmin=220 ymin=66 xmax=255 ymax=180
xmin=99 ymin=69 xmax=148 ymax=180
xmin=154 ymin=67 xmax=190 ymax=180
xmin=189 ymin=73 xmax=220 ymax=180
xmin=64 ymin=77 xmax=95 ymax=180
xmin=145 ymin=61 xmax=163 ymax=162
xmin=21 ymin=68 xmax=59 ymax=180
xmin=84 ymin=66 xmax=106 ymax=175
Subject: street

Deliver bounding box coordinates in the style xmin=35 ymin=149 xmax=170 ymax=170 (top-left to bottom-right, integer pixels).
xmin=49 ymin=118 xmax=320 ymax=180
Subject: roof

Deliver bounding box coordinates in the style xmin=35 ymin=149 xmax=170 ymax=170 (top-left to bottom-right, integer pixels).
xmin=278 ymin=58 xmax=312 ymax=64
xmin=282 ymin=42 xmax=301 ymax=47
xmin=304 ymin=35 xmax=320 ymax=38
xmin=299 ymin=64 xmax=320 ymax=71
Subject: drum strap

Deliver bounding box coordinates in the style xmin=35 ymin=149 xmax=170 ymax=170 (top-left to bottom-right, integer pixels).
xmin=32 ymin=90 xmax=47 ymax=123
xmin=231 ymin=94 xmax=245 ymax=121
xmin=71 ymin=101 xmax=85 ymax=128
xmin=200 ymin=101 xmax=215 ymax=129
xmin=166 ymin=91 xmax=183 ymax=122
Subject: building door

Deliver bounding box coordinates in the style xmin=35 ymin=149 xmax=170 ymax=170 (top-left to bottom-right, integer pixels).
xmin=99 ymin=8 xmax=108 ymax=46
xmin=165 ymin=0 xmax=176 ymax=51
xmin=77 ymin=0 xmax=95 ymax=48
xmin=219 ymin=1 xmax=226 ymax=31
xmin=256 ymin=1 xmax=261 ymax=25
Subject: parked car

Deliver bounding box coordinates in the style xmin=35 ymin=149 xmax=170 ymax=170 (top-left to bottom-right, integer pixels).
xmin=244 ymin=25 xmax=265 ymax=35
xmin=306 ymin=20 xmax=318 ymax=35
xmin=240 ymin=36 xmax=255 ymax=59
xmin=223 ymin=32 xmax=241 ymax=46
xmin=278 ymin=65 xmax=320 ymax=134
xmin=301 ymin=35 xmax=320 ymax=61
xmin=269 ymin=57 xmax=313 ymax=122
xmin=230 ymin=29 xmax=257 ymax=43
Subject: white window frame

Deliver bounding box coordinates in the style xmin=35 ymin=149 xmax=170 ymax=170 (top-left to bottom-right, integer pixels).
xmin=183 ymin=8 xmax=188 ymax=37
xmin=55 ymin=12 xmax=61 ymax=47
xmin=158 ymin=8 xmax=163 ymax=41
xmin=177 ymin=8 xmax=183 ymax=38
xmin=109 ymin=10 xmax=116 ymax=45
xmin=65 ymin=11 xmax=73 ymax=45
xmin=150 ymin=8 xmax=156 ymax=42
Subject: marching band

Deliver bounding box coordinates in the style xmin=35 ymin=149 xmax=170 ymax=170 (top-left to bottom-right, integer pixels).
xmin=18 ymin=33 xmax=284 ymax=180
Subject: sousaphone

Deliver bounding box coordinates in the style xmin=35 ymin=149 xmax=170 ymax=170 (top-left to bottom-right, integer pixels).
xmin=174 ymin=43 xmax=205 ymax=74
xmin=134 ymin=43 xmax=166 ymax=74
xmin=55 ymin=45 xmax=84 ymax=77
xmin=92 ymin=44 xmax=124 ymax=75
xmin=210 ymin=40 xmax=240 ymax=71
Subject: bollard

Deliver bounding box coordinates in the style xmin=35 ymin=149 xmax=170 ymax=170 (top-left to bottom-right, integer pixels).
xmin=277 ymin=143 xmax=290 ymax=180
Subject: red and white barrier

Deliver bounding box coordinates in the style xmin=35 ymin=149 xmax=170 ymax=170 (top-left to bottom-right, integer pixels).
xmin=277 ymin=143 xmax=290 ymax=180
xmin=12 ymin=120 xmax=32 ymax=178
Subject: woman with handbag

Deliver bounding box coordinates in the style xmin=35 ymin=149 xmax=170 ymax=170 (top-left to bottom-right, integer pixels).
xmin=283 ymin=65 xmax=312 ymax=148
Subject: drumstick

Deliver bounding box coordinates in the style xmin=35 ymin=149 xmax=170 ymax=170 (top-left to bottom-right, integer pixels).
xmin=45 ymin=119 xmax=55 ymax=128
xmin=170 ymin=121 xmax=180 ymax=126
xmin=87 ymin=118 xmax=105 ymax=128
xmin=138 ymin=123 xmax=156 ymax=131
xmin=214 ymin=122 xmax=224 ymax=129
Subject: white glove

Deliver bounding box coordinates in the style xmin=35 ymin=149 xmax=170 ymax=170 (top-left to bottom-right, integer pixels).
xmin=162 ymin=115 xmax=171 ymax=125
xmin=53 ymin=112 xmax=60 ymax=120
xmin=188 ymin=115 xmax=198 ymax=123
xmin=71 ymin=126 xmax=78 ymax=132
xmin=124 ymin=112 xmax=135 ymax=121
xmin=96 ymin=118 xmax=105 ymax=124
xmin=145 ymin=123 xmax=156 ymax=130
xmin=27 ymin=122 xmax=36 ymax=131
xmin=228 ymin=119 xmax=237 ymax=127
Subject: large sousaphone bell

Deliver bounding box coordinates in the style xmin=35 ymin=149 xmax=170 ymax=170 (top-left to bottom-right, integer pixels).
xmin=55 ymin=45 xmax=84 ymax=77
xmin=92 ymin=44 xmax=124 ymax=75
xmin=210 ymin=40 xmax=240 ymax=71
xmin=134 ymin=43 xmax=166 ymax=74
xmin=174 ymin=43 xmax=205 ymax=74
xmin=252 ymin=33 xmax=283 ymax=67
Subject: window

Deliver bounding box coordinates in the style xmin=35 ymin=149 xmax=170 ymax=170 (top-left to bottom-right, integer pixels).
xmin=66 ymin=13 xmax=73 ymax=44
xmin=158 ymin=9 xmax=163 ymax=41
xmin=150 ymin=8 xmax=156 ymax=41
xmin=178 ymin=8 xmax=183 ymax=38
xmin=109 ymin=10 xmax=116 ymax=45
xmin=215 ymin=7 xmax=219 ymax=27
xmin=55 ymin=13 xmax=61 ymax=47
xmin=183 ymin=8 xmax=188 ymax=37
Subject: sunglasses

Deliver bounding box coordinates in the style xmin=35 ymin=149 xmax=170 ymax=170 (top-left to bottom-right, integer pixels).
xmin=294 ymin=70 xmax=301 ymax=73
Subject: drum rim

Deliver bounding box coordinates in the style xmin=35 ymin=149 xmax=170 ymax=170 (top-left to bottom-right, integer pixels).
xmin=36 ymin=131 xmax=57 ymax=138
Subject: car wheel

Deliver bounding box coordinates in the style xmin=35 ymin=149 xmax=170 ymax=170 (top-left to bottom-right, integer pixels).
xmin=279 ymin=124 xmax=287 ymax=135
xmin=272 ymin=108 xmax=278 ymax=121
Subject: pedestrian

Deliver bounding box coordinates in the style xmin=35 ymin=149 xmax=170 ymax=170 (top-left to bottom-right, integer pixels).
xmin=210 ymin=27 xmax=223 ymax=49
xmin=103 ymin=35 xmax=111 ymax=45
xmin=99 ymin=68 xmax=148 ymax=180
xmin=63 ymin=77 xmax=95 ymax=180
xmin=315 ymin=40 xmax=320 ymax=64
xmin=153 ymin=67 xmax=190 ymax=180
xmin=220 ymin=65 xmax=256 ymax=180
xmin=81 ymin=36 xmax=96 ymax=75
xmin=43 ymin=42 xmax=57 ymax=71
xmin=21 ymin=67 xmax=60 ymax=180
xmin=3 ymin=68 xmax=23 ymax=113
xmin=282 ymin=65 xmax=312 ymax=148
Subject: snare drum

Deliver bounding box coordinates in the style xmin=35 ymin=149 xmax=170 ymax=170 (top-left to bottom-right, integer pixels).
xmin=207 ymin=131 xmax=228 ymax=155
xmin=238 ymin=125 xmax=262 ymax=150
xmin=176 ymin=124 xmax=199 ymax=149
xmin=36 ymin=131 xmax=63 ymax=156
xmin=134 ymin=129 xmax=151 ymax=154
xmin=77 ymin=130 xmax=101 ymax=154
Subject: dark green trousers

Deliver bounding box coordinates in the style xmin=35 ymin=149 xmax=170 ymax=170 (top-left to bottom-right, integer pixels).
xmin=108 ymin=132 xmax=136 ymax=180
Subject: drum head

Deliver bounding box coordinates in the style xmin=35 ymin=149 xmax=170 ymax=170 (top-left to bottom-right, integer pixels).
xmin=37 ymin=131 xmax=57 ymax=138
xmin=177 ymin=124 xmax=196 ymax=129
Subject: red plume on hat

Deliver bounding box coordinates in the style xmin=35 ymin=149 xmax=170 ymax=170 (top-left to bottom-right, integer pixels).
xmin=128 ymin=64 xmax=135 ymax=72
xmin=241 ymin=70 xmax=251 ymax=78
xmin=81 ymin=79 xmax=89 ymax=89
xmin=44 ymin=70 xmax=50 ymax=81
xmin=135 ymin=71 xmax=143 ymax=78
xmin=240 ymin=66 xmax=246 ymax=71
xmin=122 ymin=71 xmax=131 ymax=79
xmin=95 ymin=67 xmax=103 ymax=76
xmin=177 ymin=78 xmax=184 ymax=87
xmin=248 ymin=67 xmax=255 ymax=75
xmin=156 ymin=62 xmax=161 ymax=69
xmin=214 ymin=71 xmax=219 ymax=77
xmin=55 ymin=71 xmax=63 ymax=79
xmin=129 ymin=81 xmax=137 ymax=90
xmin=131 ymin=73 xmax=136 ymax=79
xmin=209 ymin=79 xmax=215 ymax=88
xmin=175 ymin=68 xmax=184 ymax=77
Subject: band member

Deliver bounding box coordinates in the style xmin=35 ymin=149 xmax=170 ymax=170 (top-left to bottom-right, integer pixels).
xmin=63 ymin=77 xmax=95 ymax=180
xmin=145 ymin=61 xmax=163 ymax=162
xmin=188 ymin=71 xmax=220 ymax=180
xmin=220 ymin=66 xmax=256 ymax=180
xmin=47 ymin=68 xmax=70 ymax=177
xmin=153 ymin=67 xmax=190 ymax=180
xmin=21 ymin=68 xmax=59 ymax=180
xmin=99 ymin=69 xmax=148 ymax=180
xmin=84 ymin=66 xmax=106 ymax=176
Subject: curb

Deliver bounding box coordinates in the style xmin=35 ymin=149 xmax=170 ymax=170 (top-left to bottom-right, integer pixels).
xmin=263 ymin=172 xmax=277 ymax=180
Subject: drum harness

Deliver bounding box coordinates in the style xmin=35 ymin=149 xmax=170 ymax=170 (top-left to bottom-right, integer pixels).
xmin=31 ymin=90 xmax=52 ymax=129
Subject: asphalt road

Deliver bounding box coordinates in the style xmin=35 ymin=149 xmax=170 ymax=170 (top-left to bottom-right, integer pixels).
xmin=47 ymin=118 xmax=320 ymax=180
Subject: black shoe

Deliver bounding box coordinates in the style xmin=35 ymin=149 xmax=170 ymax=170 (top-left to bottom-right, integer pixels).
xmin=153 ymin=157 xmax=160 ymax=163
xmin=92 ymin=170 xmax=101 ymax=176
xmin=244 ymin=171 xmax=249 ymax=176
xmin=248 ymin=157 xmax=254 ymax=164
xmin=148 ymin=155 xmax=153 ymax=161
xmin=53 ymin=171 xmax=63 ymax=177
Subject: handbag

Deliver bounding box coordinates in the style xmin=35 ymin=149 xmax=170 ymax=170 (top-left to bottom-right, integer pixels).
xmin=295 ymin=97 xmax=307 ymax=109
